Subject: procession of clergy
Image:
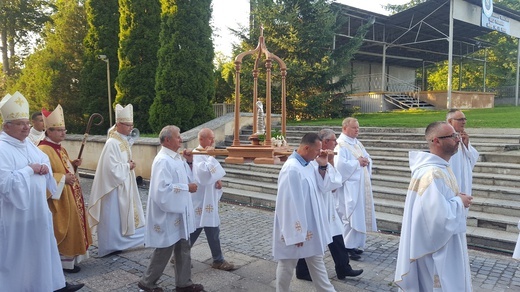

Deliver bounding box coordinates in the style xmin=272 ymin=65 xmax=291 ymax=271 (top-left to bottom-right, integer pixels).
xmin=1 ymin=91 xmax=519 ymax=292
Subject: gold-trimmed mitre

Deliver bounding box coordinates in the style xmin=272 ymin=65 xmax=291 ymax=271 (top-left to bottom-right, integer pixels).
xmin=115 ymin=104 xmax=133 ymax=123
xmin=0 ymin=91 xmax=29 ymax=122
xmin=42 ymin=104 xmax=65 ymax=128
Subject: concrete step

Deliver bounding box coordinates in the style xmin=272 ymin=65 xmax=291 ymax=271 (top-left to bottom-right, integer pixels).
xmin=480 ymin=151 xmax=520 ymax=164
xmin=365 ymin=147 xmax=411 ymax=157
xmin=373 ymin=164 xmax=520 ymax=188
xmin=224 ymin=168 xmax=279 ymax=184
xmin=373 ymin=155 xmax=520 ymax=176
xmin=222 ymin=176 xmax=278 ymax=196
xmin=361 ymin=139 xmax=520 ymax=152
xmin=284 ymin=131 xmax=520 ymax=144
xmin=467 ymin=209 xmax=520 ymax=232
xmin=220 ymin=160 xmax=281 ymax=175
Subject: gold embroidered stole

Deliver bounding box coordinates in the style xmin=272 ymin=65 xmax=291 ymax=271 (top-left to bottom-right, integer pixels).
xmin=338 ymin=139 xmax=374 ymax=229
xmin=108 ymin=131 xmax=141 ymax=228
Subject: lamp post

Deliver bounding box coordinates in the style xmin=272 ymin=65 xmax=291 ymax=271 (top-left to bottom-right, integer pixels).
xmin=98 ymin=55 xmax=113 ymax=126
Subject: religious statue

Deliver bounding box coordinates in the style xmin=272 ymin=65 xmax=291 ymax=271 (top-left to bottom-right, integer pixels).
xmin=256 ymin=100 xmax=266 ymax=135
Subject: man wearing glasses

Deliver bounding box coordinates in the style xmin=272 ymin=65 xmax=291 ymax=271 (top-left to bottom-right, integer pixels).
xmin=395 ymin=121 xmax=473 ymax=291
xmin=38 ymin=105 xmax=92 ymax=274
xmin=88 ymin=104 xmax=145 ymax=257
xmin=446 ymin=109 xmax=479 ymax=199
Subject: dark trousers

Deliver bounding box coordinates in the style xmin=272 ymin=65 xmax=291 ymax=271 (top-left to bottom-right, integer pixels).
xmin=296 ymin=235 xmax=352 ymax=278
xmin=190 ymin=226 xmax=224 ymax=263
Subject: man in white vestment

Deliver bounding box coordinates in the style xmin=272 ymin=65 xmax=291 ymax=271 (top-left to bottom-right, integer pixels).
xmin=190 ymin=128 xmax=235 ymax=271
xmin=138 ymin=125 xmax=204 ymax=292
xmin=394 ymin=121 xmax=474 ymax=292
xmin=295 ymin=129 xmax=363 ymax=281
xmin=88 ymin=104 xmax=145 ymax=257
xmin=334 ymin=117 xmax=377 ymax=260
xmin=273 ymin=133 xmax=337 ymax=292
xmin=28 ymin=111 xmax=45 ymax=145
xmin=513 ymin=220 xmax=520 ymax=260
xmin=447 ymin=109 xmax=479 ymax=197
xmin=0 ymin=92 xmax=83 ymax=292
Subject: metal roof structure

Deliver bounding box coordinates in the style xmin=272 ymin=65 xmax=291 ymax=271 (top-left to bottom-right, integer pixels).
xmin=333 ymin=0 xmax=520 ymax=69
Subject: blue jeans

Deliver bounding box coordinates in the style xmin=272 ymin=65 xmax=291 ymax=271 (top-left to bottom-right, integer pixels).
xmin=190 ymin=226 xmax=224 ymax=263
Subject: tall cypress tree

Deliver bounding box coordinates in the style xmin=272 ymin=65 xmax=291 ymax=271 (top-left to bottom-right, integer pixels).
xmin=80 ymin=0 xmax=120 ymax=134
xmin=115 ymin=0 xmax=160 ymax=133
xmin=149 ymin=0 xmax=215 ymax=133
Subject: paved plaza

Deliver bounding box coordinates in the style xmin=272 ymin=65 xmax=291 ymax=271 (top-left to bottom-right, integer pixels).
xmin=69 ymin=176 xmax=520 ymax=291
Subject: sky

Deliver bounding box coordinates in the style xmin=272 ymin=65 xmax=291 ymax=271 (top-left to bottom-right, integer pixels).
xmin=211 ymin=0 xmax=411 ymax=58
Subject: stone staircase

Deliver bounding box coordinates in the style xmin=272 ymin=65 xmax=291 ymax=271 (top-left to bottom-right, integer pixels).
xmin=218 ymin=125 xmax=520 ymax=253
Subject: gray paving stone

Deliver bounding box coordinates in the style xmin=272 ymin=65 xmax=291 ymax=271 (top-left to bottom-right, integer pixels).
xmin=66 ymin=177 xmax=520 ymax=291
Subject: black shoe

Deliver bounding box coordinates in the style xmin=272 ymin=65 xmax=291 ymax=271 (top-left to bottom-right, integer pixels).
xmin=54 ymin=282 xmax=84 ymax=292
xmin=338 ymin=268 xmax=364 ymax=279
xmin=346 ymin=249 xmax=362 ymax=260
xmin=353 ymin=248 xmax=364 ymax=254
xmin=296 ymin=273 xmax=313 ymax=282
xmin=63 ymin=265 xmax=81 ymax=273
xmin=349 ymin=253 xmax=361 ymax=261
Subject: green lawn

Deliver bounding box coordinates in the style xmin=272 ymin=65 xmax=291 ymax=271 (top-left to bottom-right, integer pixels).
xmin=287 ymin=105 xmax=520 ymax=128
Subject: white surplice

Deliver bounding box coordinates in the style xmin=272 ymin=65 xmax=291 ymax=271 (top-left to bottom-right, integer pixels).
xmin=394 ymin=151 xmax=472 ymax=292
xmin=449 ymin=141 xmax=478 ymax=195
xmin=88 ymin=131 xmax=145 ymax=256
xmin=0 ymin=132 xmax=66 ymax=291
xmin=192 ymin=146 xmax=226 ymax=228
xmin=309 ymin=160 xmax=344 ymax=237
xmin=513 ymin=220 xmax=520 ymax=260
xmin=272 ymin=154 xmax=334 ymax=260
xmin=334 ymin=133 xmax=377 ymax=249
xmin=145 ymin=147 xmax=196 ymax=248
xmin=28 ymin=127 xmax=45 ymax=145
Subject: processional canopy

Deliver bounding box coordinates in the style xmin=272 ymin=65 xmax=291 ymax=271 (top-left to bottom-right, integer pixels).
xmin=224 ymin=26 xmax=290 ymax=164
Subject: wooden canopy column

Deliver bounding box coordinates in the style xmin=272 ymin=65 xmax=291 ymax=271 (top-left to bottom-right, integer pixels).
xmin=225 ymin=27 xmax=288 ymax=164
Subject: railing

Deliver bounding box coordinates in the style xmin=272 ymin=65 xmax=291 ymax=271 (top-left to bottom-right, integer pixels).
xmin=353 ymin=73 xmax=421 ymax=107
xmin=353 ymin=73 xmax=419 ymax=93
xmin=213 ymin=103 xmax=235 ymax=117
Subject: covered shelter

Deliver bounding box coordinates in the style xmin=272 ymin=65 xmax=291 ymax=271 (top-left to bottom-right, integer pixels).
xmin=333 ymin=0 xmax=520 ymax=111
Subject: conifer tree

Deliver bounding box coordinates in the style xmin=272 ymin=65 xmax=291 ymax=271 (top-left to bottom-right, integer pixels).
xmin=149 ymin=0 xmax=215 ymax=132
xmin=115 ymin=0 xmax=161 ymax=133
xmin=80 ymin=0 xmax=120 ymax=133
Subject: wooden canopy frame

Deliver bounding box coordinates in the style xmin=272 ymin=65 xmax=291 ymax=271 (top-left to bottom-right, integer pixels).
xmin=225 ymin=27 xmax=289 ymax=164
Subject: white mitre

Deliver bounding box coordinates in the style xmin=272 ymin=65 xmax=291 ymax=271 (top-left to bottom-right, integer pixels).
xmin=0 ymin=91 xmax=30 ymax=122
xmin=115 ymin=104 xmax=133 ymax=123
xmin=42 ymin=104 xmax=65 ymax=128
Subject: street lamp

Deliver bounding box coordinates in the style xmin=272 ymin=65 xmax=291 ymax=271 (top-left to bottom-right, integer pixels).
xmin=97 ymin=55 xmax=113 ymax=126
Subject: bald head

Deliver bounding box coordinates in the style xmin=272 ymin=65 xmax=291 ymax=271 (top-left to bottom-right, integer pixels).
xmin=425 ymin=121 xmax=460 ymax=161
xmin=198 ymin=128 xmax=215 ymax=148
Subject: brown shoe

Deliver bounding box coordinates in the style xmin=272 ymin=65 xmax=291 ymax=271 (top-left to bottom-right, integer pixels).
xmin=211 ymin=260 xmax=236 ymax=271
xmin=176 ymin=283 xmax=205 ymax=292
xmin=137 ymin=282 xmax=164 ymax=292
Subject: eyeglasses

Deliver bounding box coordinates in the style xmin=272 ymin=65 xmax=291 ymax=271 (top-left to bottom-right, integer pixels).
xmin=453 ymin=118 xmax=467 ymax=121
xmin=119 ymin=123 xmax=133 ymax=127
xmin=7 ymin=121 xmax=31 ymax=127
xmin=50 ymin=128 xmax=67 ymax=133
xmin=436 ymin=133 xmax=460 ymax=140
